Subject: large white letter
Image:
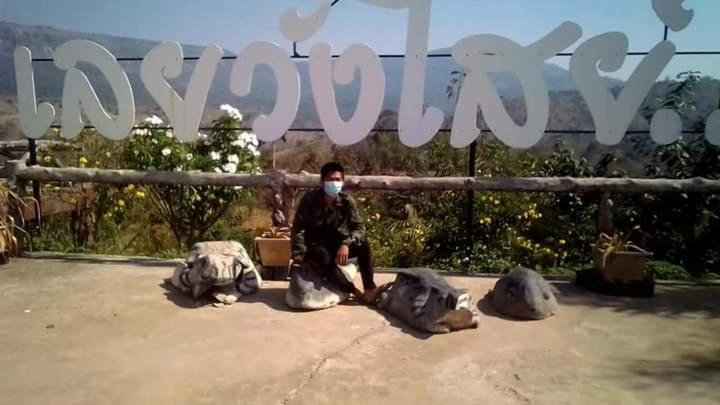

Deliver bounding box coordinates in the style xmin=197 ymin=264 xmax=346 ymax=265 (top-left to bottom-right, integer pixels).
xmin=141 ymin=42 xmax=222 ymax=142
xmin=451 ymin=22 xmax=582 ymax=149
xmin=54 ymin=40 xmax=135 ymax=140
xmin=230 ymin=42 xmax=300 ymax=143
xmin=279 ymin=1 xmax=332 ymax=42
xmin=650 ymin=109 xmax=682 ymax=145
xmin=360 ymin=0 xmax=443 ymax=147
xmin=652 ymin=0 xmax=694 ymax=32
xmin=309 ymin=43 xmax=385 ymax=145
xmin=14 ymin=47 xmax=56 ymax=139
xmin=570 ymin=33 xmax=675 ymax=145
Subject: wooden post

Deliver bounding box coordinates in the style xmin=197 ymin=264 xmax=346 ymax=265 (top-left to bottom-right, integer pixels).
xmin=598 ymin=192 xmax=614 ymax=235
xmin=27 ymin=139 xmax=42 ymax=234
xmin=270 ymin=170 xmax=291 ymax=228
xmin=465 ymin=140 xmax=477 ymax=252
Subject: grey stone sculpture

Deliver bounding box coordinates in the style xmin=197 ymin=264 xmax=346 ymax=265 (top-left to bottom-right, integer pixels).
xmin=377 ymin=268 xmax=479 ymax=334
xmin=285 ymin=262 xmax=358 ymax=310
xmin=171 ymin=241 xmax=262 ymax=307
xmin=488 ymin=267 xmax=558 ymax=320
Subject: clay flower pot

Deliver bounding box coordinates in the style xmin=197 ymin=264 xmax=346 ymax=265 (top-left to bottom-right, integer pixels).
xmin=592 ymin=233 xmax=652 ymax=283
xmin=254 ymin=227 xmax=292 ymax=280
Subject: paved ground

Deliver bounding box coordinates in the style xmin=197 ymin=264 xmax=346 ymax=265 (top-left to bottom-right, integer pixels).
xmin=0 ymin=258 xmax=719 ymax=405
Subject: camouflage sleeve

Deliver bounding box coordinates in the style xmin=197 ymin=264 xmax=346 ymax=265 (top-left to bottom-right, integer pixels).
xmin=291 ymin=193 xmax=310 ymax=263
xmin=342 ymin=197 xmax=366 ymax=247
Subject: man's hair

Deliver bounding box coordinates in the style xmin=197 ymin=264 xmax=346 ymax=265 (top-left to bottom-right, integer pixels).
xmin=321 ymin=162 xmax=345 ymax=180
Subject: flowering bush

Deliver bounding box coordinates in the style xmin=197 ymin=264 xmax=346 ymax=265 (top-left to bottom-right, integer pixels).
xmin=360 ymin=200 xmax=432 ymax=267
xmin=121 ymin=105 xmax=262 ymax=248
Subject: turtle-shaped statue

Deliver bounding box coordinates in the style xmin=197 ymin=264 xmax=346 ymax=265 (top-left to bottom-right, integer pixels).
xmin=171 ymin=241 xmax=262 ymax=307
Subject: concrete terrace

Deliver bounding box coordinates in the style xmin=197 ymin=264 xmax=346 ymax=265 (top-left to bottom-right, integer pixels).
xmin=1 ymin=257 xmax=719 ymax=405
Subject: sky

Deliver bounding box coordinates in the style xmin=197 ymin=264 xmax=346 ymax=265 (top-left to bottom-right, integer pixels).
xmin=0 ymin=0 xmax=718 ymax=79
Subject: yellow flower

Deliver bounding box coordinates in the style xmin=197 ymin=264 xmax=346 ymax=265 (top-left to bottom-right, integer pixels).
xmin=43 ymin=155 xmax=52 ymax=163
xmin=537 ymin=213 xmax=543 ymax=218
xmin=481 ymin=196 xmax=487 ymax=202
xmin=105 ymin=151 xmax=112 ymax=158
xmin=78 ymin=156 xmax=88 ymax=165
xmin=135 ymin=191 xmax=146 ymax=199
xmin=493 ymin=199 xmax=500 ymax=205
xmin=117 ymin=199 xmax=126 ymax=207
xmin=534 ymin=243 xmax=540 ymax=249
xmin=374 ymin=213 xmax=381 ymax=220
xmin=559 ymin=239 xmax=566 ymax=246
xmin=543 ymin=248 xmax=552 ymax=253
xmin=127 ymin=184 xmax=135 ymax=191
xmin=484 ymin=217 xmax=492 ymax=224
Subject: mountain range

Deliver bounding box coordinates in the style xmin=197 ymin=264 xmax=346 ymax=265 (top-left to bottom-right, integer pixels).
xmin=1 ymin=20 xmax=719 ymax=174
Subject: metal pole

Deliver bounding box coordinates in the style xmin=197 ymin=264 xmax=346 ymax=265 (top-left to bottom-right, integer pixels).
xmin=27 ymin=139 xmax=42 ymax=233
xmin=465 ymin=140 xmax=477 ymax=251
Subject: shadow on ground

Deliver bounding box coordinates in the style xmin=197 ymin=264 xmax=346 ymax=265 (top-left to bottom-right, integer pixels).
xmin=160 ymin=278 xmax=433 ymax=339
xmin=159 ymin=281 xmax=299 ymax=313
xmin=27 ymin=254 xmax=181 ymax=268
xmin=552 ymin=281 xmax=720 ymax=319
xmin=629 ymin=350 xmax=720 ymax=385
xmin=373 ymin=310 xmax=433 ymax=340
xmin=158 ymin=280 xmax=210 ymax=309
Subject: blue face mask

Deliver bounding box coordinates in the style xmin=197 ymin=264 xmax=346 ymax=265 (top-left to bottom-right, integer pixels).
xmin=324 ymin=181 xmax=343 ymax=198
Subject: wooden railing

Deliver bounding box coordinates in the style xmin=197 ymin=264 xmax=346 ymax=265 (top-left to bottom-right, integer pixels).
xmin=5 ymin=158 xmax=720 ymax=233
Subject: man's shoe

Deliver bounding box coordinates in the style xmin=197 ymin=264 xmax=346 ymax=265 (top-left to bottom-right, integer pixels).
xmin=361 ymin=287 xmax=382 ymax=305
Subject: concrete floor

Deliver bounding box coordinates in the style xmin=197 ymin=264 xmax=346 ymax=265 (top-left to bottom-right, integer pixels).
xmin=0 ymin=258 xmax=719 ymax=405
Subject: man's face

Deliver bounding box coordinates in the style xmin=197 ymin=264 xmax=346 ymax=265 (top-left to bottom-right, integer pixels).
xmin=323 ymin=171 xmax=344 ymax=198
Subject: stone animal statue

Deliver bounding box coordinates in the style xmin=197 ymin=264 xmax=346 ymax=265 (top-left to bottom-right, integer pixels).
xmin=487 ymin=267 xmax=558 ymax=320
xmin=171 ymin=241 xmax=262 ymax=307
xmin=285 ymin=261 xmax=358 ymax=310
xmin=377 ymin=268 xmax=478 ymax=334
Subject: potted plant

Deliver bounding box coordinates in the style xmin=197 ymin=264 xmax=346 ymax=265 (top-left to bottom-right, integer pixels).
xmin=254 ymin=226 xmax=292 ymax=280
xmin=592 ymin=232 xmax=653 ymax=283
xmin=0 ymin=182 xmax=32 ymax=265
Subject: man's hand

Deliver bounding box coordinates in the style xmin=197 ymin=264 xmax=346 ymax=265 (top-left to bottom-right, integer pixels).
xmin=336 ymin=244 xmax=349 ymax=266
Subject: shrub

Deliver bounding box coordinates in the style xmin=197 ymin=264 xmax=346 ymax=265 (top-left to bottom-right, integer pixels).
xmin=120 ymin=105 xmax=261 ymax=248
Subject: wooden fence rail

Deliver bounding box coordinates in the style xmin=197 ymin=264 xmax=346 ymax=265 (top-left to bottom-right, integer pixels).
xmin=7 ymin=161 xmax=720 ymax=193
xmin=4 ymin=159 xmax=720 ymax=233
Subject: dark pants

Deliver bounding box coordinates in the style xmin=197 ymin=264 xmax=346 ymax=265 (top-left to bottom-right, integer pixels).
xmin=303 ymin=242 xmax=376 ymax=293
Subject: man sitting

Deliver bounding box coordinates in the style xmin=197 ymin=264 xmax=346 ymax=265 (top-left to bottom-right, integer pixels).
xmin=291 ymin=162 xmax=380 ymax=304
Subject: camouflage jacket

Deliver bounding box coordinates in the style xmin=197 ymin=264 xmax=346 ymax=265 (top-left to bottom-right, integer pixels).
xmin=291 ymin=189 xmax=366 ymax=262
